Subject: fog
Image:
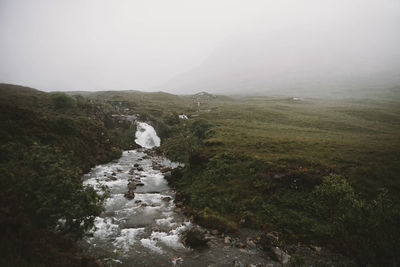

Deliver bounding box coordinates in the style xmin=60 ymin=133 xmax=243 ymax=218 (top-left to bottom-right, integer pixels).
xmin=0 ymin=0 xmax=399 ymax=95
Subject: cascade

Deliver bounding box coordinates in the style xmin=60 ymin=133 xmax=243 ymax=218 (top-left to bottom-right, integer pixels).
xmin=134 ymin=122 xmax=161 ymax=148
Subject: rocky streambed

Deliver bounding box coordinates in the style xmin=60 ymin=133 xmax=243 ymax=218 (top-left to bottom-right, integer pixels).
xmin=82 ymin=148 xmax=286 ymax=266
xmin=80 ymin=121 xmax=353 ymax=266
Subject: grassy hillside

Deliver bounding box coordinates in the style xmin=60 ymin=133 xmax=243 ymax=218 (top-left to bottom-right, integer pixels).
xmin=157 ymin=90 xmax=400 ymax=265
xmin=0 ymin=84 xmax=123 ymax=266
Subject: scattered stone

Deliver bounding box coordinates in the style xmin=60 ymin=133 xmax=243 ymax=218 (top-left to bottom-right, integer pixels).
xmin=310 ymin=245 xmax=322 ymax=253
xmin=271 ymin=246 xmax=291 ymax=264
xmin=211 ymin=229 xmax=219 ymax=235
xmin=162 ymin=196 xmax=172 ymax=202
xmin=205 ymin=234 xmax=215 ymax=240
xmin=136 ymin=182 xmax=145 ymax=187
xmin=137 ymin=167 xmax=144 ymax=171
xmin=135 ymin=200 xmax=142 ymax=204
xmin=134 ymin=163 xmax=139 ymax=167
xmin=128 ymin=182 xmax=136 ymax=190
xmin=111 ymin=172 xmax=116 ymax=176
xmin=235 ymin=242 xmax=246 ymax=248
xmin=224 ymin=236 xmax=232 ymax=244
xmin=232 ymin=259 xmax=245 ymax=267
xmin=109 ymin=176 xmax=117 ymax=181
xmin=124 ymin=191 xmax=135 ymax=200
xmin=273 ymin=173 xmax=285 ymax=179
xmin=180 ymin=226 xmax=208 ymax=249
xmin=161 ymin=167 xmax=172 ymax=173
xmin=141 ymin=203 xmax=148 ymax=207
xmin=246 ymin=238 xmax=257 ymax=249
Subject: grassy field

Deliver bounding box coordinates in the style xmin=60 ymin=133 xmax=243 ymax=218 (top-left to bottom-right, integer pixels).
xmin=188 ymin=94 xmax=400 ymax=196
xmin=156 ymin=89 xmax=400 ymax=265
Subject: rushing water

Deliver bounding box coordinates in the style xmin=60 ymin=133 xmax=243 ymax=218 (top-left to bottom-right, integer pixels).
xmin=82 ymin=122 xmax=275 ymax=266
xmin=135 ymin=122 xmax=161 ymax=149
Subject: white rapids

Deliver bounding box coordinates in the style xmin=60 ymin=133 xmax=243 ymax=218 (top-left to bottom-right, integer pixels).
xmin=83 ymin=150 xmax=189 ymax=265
xmin=135 ymin=122 xmax=161 ymax=149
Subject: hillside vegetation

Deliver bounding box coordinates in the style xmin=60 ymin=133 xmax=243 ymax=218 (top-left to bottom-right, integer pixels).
xmin=74 ymin=88 xmax=400 ymax=265
xmin=0 ymin=84 xmax=125 ymax=266
xmin=2 ymin=84 xmax=400 ymax=266
xmin=158 ymin=91 xmax=400 ymax=266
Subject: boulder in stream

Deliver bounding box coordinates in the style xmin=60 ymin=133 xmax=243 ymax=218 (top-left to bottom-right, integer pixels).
xmin=124 ymin=191 xmax=135 ymax=200
xmin=180 ymin=226 xmax=208 ymax=249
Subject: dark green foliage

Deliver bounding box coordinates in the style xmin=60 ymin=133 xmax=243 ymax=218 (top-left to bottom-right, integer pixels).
xmin=49 ymin=92 xmax=77 ymax=110
xmin=190 ymin=119 xmax=213 ymax=140
xmin=313 ymin=174 xmax=355 ymax=224
xmin=0 ymin=84 xmax=123 ymax=265
xmin=1 ymin=144 xmax=106 ymax=237
xmin=51 ymin=115 xmax=79 ymax=135
xmin=310 ymin=175 xmax=400 ymax=266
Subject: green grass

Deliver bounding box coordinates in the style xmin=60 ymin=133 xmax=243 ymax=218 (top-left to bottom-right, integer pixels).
xmin=157 ymin=90 xmax=400 ymax=261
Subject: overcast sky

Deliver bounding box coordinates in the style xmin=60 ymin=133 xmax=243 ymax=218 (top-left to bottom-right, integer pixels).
xmin=0 ymin=0 xmax=399 ymax=93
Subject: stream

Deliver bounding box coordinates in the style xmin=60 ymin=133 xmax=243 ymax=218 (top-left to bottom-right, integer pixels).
xmin=82 ymin=122 xmax=276 ymax=266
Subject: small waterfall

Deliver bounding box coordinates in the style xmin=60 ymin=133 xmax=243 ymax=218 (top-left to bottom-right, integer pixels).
xmin=135 ymin=122 xmax=161 ymax=149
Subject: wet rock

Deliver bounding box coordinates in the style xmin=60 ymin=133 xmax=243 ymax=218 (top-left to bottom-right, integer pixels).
xmin=163 ymin=171 xmax=172 ymax=178
xmin=162 ymin=196 xmax=172 ymax=202
xmin=175 ymin=208 xmax=182 ymax=213
xmin=109 ymin=176 xmax=117 ymax=181
xmin=310 ymin=245 xmax=322 ymax=253
xmin=246 ymin=238 xmax=257 ymax=249
xmin=235 ymin=242 xmax=246 ymax=248
xmin=136 ymin=182 xmax=145 ymax=186
xmin=135 ymin=200 xmax=142 ymax=204
xmin=161 ymin=167 xmax=172 ymax=173
xmin=232 ymin=260 xmax=245 ymax=267
xmin=112 ymin=172 xmax=116 ymax=176
xmin=137 ymin=167 xmax=144 ymax=171
xmin=141 ymin=203 xmax=148 ymax=207
xmin=224 ymin=236 xmax=232 ymax=244
xmin=128 ymin=182 xmax=136 ymax=190
xmin=273 ymin=173 xmax=285 ymax=179
xmin=134 ymin=163 xmax=139 ymax=167
xmin=271 ymin=246 xmax=291 ymax=264
xmin=211 ymin=229 xmax=219 ymax=235
xmin=124 ymin=191 xmax=135 ymax=200
xmin=180 ymin=226 xmax=208 ymax=249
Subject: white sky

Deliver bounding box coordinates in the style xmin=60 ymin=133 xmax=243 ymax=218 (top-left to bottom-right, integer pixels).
xmin=0 ymin=0 xmax=399 ymax=93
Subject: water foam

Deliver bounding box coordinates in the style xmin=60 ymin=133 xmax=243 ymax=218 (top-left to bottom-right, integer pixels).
xmin=135 ymin=122 xmax=161 ymax=149
xmin=113 ymin=228 xmax=145 ymax=252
